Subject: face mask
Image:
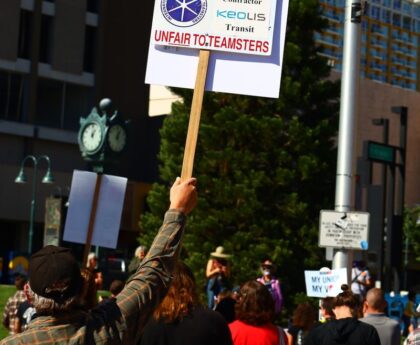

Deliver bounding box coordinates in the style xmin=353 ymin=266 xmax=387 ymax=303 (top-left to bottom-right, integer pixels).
xmin=263 ymin=269 xmax=271 ymax=276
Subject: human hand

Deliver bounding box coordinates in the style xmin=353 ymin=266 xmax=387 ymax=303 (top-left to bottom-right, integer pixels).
xmin=169 ymin=177 xmax=197 ymax=215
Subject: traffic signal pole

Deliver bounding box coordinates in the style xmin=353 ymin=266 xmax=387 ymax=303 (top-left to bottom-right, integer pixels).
xmin=332 ymin=0 xmax=363 ymax=275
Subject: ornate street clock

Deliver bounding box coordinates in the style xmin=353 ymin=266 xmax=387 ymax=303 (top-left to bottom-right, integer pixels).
xmin=78 ymin=98 xmax=129 ymax=172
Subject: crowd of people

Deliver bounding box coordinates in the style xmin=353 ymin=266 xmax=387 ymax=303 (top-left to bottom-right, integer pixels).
xmin=1 ymin=177 xmax=419 ymax=344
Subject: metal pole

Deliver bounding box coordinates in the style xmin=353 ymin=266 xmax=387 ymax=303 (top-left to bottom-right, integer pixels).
xmin=28 ymin=159 xmax=38 ymax=254
xmin=384 ymin=163 xmax=395 ymax=291
xmin=332 ymin=0 xmax=362 ymax=274
xmin=378 ymin=119 xmax=389 ymax=286
xmin=395 ymin=107 xmax=407 ymax=289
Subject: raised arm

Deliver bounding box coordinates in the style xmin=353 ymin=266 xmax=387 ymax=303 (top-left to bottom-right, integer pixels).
xmin=115 ymin=177 xmax=197 ymax=342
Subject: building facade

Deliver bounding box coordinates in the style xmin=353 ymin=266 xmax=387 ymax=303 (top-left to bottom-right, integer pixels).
xmin=317 ymin=0 xmax=420 ymax=90
xmin=0 ymin=0 xmax=161 ymax=280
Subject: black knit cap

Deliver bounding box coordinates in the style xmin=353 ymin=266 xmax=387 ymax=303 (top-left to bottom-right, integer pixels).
xmin=29 ymin=245 xmax=82 ymax=303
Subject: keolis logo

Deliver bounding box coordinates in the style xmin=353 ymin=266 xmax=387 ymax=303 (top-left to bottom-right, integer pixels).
xmin=161 ymin=0 xmax=207 ymax=27
xmin=216 ymin=10 xmax=266 ymax=21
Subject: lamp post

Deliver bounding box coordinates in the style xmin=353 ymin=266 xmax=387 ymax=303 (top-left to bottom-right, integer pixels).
xmin=15 ymin=155 xmax=54 ymax=254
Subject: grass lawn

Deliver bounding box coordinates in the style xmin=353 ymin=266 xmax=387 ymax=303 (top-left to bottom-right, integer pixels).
xmin=0 ymin=284 xmax=16 ymax=340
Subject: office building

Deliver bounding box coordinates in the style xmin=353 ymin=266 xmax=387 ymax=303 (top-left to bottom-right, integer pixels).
xmin=0 ymin=1 xmax=160 ymax=273
xmin=317 ymin=0 xmax=420 ymax=90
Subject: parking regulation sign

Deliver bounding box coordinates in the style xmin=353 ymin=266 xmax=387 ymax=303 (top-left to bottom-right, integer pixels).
xmin=150 ymin=0 xmax=278 ymax=55
xmin=319 ymin=210 xmax=370 ymax=250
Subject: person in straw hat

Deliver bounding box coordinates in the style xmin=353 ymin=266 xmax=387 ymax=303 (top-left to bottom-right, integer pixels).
xmin=206 ymin=246 xmax=231 ymax=309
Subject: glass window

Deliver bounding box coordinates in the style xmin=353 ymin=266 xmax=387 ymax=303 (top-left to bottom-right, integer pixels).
xmin=382 ymin=10 xmax=391 ymax=24
xmin=370 ymin=6 xmax=381 ymax=20
xmin=35 ymin=78 xmax=95 ymax=130
xmin=36 ymin=78 xmax=63 ymax=128
xmin=393 ymin=13 xmax=401 ymax=27
xmin=64 ymin=84 xmax=95 ymax=131
xmin=87 ymin=0 xmax=100 ymax=14
xmin=83 ymin=26 xmax=97 ymax=73
xmin=403 ymin=17 xmax=411 ymax=31
xmin=415 ymin=20 xmax=420 ymax=33
xmin=39 ymin=15 xmax=54 ymax=64
xmin=18 ymin=10 xmax=33 ymax=59
xmin=0 ymin=71 xmax=28 ymax=122
xmin=393 ymin=0 xmax=401 ymax=10
xmin=402 ymin=2 xmax=411 ymax=14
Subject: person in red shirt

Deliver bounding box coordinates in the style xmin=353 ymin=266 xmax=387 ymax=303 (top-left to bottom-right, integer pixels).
xmin=229 ymin=280 xmax=288 ymax=345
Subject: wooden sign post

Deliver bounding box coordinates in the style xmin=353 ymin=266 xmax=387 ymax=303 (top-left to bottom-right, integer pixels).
xmin=180 ymin=50 xmax=210 ymax=181
xmin=82 ymin=173 xmax=102 ymax=267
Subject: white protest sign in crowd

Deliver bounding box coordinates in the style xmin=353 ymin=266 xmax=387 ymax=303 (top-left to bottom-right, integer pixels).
xmin=304 ymin=267 xmax=348 ymax=298
xmin=63 ymin=170 xmax=127 ymax=249
xmin=151 ymin=0 xmax=277 ymax=55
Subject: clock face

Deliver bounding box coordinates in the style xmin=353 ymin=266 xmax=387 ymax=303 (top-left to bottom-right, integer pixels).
xmin=81 ymin=122 xmax=103 ymax=153
xmin=108 ymin=124 xmax=127 ymax=152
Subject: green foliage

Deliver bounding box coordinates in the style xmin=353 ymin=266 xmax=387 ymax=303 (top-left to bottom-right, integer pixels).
xmin=0 ymin=285 xmax=16 ymax=340
xmin=139 ymin=0 xmax=340 ymax=319
xmin=403 ymin=205 xmax=420 ymax=262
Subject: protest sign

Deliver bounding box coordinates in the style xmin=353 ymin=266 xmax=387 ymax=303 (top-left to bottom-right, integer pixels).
xmin=146 ymin=0 xmax=289 ymax=98
xmin=150 ymin=0 xmax=277 ymax=55
xmin=304 ymin=268 xmax=348 ymax=298
xmin=146 ymin=0 xmax=289 ymax=178
xmin=63 ymin=170 xmax=127 ymax=264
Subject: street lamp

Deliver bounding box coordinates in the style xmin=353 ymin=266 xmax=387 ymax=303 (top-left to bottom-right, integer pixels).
xmin=15 ymin=155 xmax=55 ymax=254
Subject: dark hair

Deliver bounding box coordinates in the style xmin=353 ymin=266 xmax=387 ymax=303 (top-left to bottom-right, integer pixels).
xmin=15 ymin=274 xmax=27 ymax=290
xmin=153 ymin=261 xmax=199 ymax=323
xmin=80 ymin=268 xmax=97 ymax=310
xmin=320 ymin=297 xmax=335 ymax=318
xmin=109 ymin=280 xmax=124 ymax=296
xmin=292 ymin=302 xmax=317 ymax=331
xmin=334 ymin=284 xmax=360 ymax=316
xmin=235 ymin=280 xmax=275 ymax=326
xmin=260 ymin=256 xmax=273 ymax=264
xmin=408 ymin=290 xmax=416 ymax=301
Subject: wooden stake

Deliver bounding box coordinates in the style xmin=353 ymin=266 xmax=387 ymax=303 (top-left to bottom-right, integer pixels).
xmin=180 ymin=50 xmax=210 ymax=181
xmin=82 ymin=173 xmax=102 ymax=268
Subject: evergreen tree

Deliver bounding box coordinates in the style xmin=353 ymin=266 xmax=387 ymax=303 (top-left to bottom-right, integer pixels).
xmin=403 ymin=206 xmax=420 ymax=263
xmin=139 ymin=0 xmax=340 ymax=312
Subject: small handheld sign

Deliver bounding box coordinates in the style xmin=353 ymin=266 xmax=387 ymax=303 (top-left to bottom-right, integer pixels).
xmin=63 ymin=170 xmax=127 ymax=265
xmin=304 ymin=267 xmax=348 ymax=298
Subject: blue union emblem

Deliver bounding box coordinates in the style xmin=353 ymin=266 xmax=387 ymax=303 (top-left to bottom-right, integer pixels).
xmin=161 ymin=0 xmax=207 ymax=27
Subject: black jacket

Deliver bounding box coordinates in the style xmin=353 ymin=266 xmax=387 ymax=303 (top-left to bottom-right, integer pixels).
xmin=139 ymin=306 xmax=233 ymax=345
xmin=303 ymin=317 xmax=381 ymax=345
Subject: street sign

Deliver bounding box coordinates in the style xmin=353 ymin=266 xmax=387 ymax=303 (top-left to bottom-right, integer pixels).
xmin=367 ymin=141 xmax=395 ymax=164
xmin=319 ymin=210 xmax=370 ymax=250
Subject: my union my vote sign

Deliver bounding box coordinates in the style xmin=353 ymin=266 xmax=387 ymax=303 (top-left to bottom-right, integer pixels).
xmin=151 ymin=0 xmax=277 ymax=56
